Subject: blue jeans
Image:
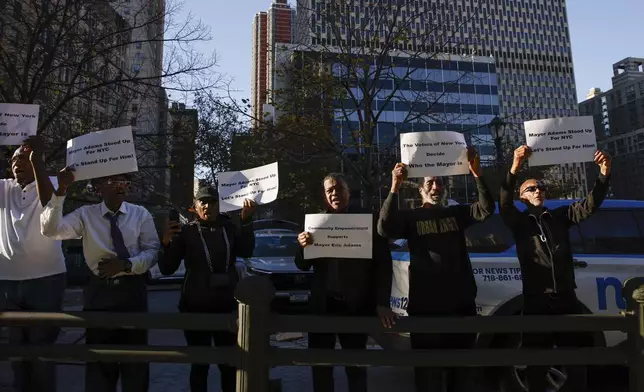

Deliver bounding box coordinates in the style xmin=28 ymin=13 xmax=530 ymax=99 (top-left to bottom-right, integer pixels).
xmin=0 ymin=273 xmax=66 ymax=392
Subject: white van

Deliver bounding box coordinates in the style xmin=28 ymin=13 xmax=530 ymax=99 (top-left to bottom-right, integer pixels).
xmin=389 ymin=199 xmax=644 ymax=391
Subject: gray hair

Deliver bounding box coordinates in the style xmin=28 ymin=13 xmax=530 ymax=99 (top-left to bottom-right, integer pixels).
xmin=322 ymin=173 xmax=349 ymax=189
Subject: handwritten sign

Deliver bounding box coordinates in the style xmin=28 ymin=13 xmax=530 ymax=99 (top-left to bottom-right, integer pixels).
xmin=66 ymin=126 xmax=138 ymax=181
xmin=217 ymin=162 xmax=279 ymax=212
xmin=303 ymin=214 xmax=373 ymax=260
xmin=400 ymin=131 xmax=469 ymax=177
xmin=0 ymin=103 xmax=39 ymax=145
xmin=525 ymin=117 xmax=597 ymax=167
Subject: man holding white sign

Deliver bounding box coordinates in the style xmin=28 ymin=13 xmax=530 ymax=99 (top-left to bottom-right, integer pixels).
xmin=378 ymin=148 xmax=494 ymax=392
xmin=39 ymin=168 xmax=160 ymax=392
xmin=295 ymin=173 xmax=392 ymax=392
xmin=499 ymin=145 xmax=611 ymax=392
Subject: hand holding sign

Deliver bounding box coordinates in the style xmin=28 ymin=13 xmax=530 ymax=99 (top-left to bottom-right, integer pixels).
xmin=594 ymin=150 xmax=612 ymax=176
xmin=55 ymin=167 xmax=76 ymax=196
xmin=240 ymin=199 xmax=258 ymax=221
xmin=510 ymin=145 xmax=532 ymax=174
xmin=297 ymin=231 xmax=314 ymax=248
xmin=390 ymin=163 xmax=408 ymax=193
xmin=21 ymin=135 xmax=44 ymax=162
xmin=467 ymin=147 xmax=482 ymax=177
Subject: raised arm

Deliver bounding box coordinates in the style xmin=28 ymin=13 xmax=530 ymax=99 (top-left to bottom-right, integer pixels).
xmin=456 ymin=148 xmax=495 ymax=227
xmin=499 ymin=146 xmax=531 ymax=229
xmin=24 ymin=136 xmax=55 ymax=207
xmin=564 ymin=151 xmax=612 ymax=225
xmin=159 ymin=220 xmax=186 ymax=276
xmin=232 ymin=199 xmax=257 ymax=259
xmin=127 ymin=210 xmax=161 ymax=274
xmin=40 ymin=194 xmax=84 ymax=240
xmin=377 ymin=163 xmax=409 ymax=239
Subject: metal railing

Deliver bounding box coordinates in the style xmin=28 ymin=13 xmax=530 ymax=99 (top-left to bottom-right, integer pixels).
xmin=2 ymin=275 xmax=644 ymax=392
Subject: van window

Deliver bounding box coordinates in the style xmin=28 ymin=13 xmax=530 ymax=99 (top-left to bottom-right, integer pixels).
xmin=577 ymin=210 xmax=644 ymax=254
xmin=464 ymin=215 xmax=515 ymax=253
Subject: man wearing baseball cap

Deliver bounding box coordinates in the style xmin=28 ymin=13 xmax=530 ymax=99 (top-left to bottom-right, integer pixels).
xmin=159 ymin=185 xmax=257 ymax=392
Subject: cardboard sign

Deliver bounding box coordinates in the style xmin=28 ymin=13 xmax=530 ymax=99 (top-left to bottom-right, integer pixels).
xmin=400 ymin=131 xmax=469 ymax=177
xmin=525 ymin=117 xmax=597 ymax=166
xmin=66 ymin=126 xmax=138 ymax=181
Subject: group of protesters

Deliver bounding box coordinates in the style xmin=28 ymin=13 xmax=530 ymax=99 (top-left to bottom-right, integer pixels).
xmin=0 ymin=134 xmax=611 ymax=392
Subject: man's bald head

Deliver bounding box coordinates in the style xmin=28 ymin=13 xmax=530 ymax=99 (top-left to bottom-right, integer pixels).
xmin=519 ymin=178 xmax=547 ymax=207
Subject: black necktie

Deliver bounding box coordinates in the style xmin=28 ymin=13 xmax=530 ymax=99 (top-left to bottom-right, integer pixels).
xmin=106 ymin=212 xmax=130 ymax=260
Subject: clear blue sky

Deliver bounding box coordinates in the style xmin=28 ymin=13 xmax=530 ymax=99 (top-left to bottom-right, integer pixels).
xmin=180 ymin=0 xmax=643 ymax=103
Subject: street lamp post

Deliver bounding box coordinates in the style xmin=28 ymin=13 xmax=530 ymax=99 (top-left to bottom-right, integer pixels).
xmin=489 ymin=116 xmax=506 ymax=167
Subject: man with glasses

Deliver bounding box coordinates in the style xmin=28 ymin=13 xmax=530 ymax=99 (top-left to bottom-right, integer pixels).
xmin=39 ymin=168 xmax=160 ymax=392
xmin=0 ymin=137 xmax=66 ymax=392
xmin=499 ymin=145 xmax=612 ymax=392
xmin=378 ymin=148 xmax=495 ymax=392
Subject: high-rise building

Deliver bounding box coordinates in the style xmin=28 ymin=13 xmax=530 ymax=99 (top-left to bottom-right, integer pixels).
xmin=251 ymin=0 xmax=296 ymax=127
xmin=579 ymin=57 xmax=644 ymax=200
xmin=293 ymin=0 xmax=587 ymax=196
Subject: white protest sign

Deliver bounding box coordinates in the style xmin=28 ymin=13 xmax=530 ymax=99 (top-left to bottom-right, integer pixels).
xmin=0 ymin=103 xmax=39 ymax=145
xmin=400 ymin=131 xmax=469 ymax=177
xmin=217 ymin=162 xmax=279 ymax=212
xmin=525 ymin=116 xmax=597 ymax=167
xmin=66 ymin=126 xmax=138 ymax=181
xmin=303 ymin=214 xmax=373 ymax=260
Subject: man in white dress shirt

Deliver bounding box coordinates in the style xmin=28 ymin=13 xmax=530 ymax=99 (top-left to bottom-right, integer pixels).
xmin=39 ymin=167 xmax=160 ymax=392
xmin=0 ymin=136 xmax=66 ymax=392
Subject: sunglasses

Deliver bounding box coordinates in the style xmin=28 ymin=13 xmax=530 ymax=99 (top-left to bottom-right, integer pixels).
xmin=522 ymin=183 xmax=547 ymax=194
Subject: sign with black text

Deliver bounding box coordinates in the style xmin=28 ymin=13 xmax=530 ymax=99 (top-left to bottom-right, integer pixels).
xmin=303 ymin=214 xmax=373 ymax=260
xmin=525 ymin=117 xmax=597 ymax=166
xmin=217 ymin=162 xmax=279 ymax=212
xmin=400 ymin=131 xmax=469 ymax=177
xmin=0 ymin=103 xmax=39 ymax=145
xmin=66 ymin=126 xmax=138 ymax=181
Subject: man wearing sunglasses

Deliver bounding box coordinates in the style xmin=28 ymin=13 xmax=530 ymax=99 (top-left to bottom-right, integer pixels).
xmin=39 ymin=168 xmax=160 ymax=392
xmin=499 ymin=145 xmax=612 ymax=392
xmin=378 ymin=147 xmax=495 ymax=392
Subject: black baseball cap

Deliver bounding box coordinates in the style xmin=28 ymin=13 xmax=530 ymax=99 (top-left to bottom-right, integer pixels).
xmin=195 ymin=186 xmax=219 ymax=202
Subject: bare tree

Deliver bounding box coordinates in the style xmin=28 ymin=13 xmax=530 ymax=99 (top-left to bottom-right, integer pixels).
xmin=0 ymin=0 xmax=220 ymax=206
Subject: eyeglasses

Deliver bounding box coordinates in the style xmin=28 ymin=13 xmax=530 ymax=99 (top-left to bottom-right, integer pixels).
xmin=522 ymin=183 xmax=547 ymax=194
xmin=106 ymin=180 xmax=131 ymax=186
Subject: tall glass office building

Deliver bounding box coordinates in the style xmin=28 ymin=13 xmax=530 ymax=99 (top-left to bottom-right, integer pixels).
xmin=331 ymin=54 xmax=499 ymax=165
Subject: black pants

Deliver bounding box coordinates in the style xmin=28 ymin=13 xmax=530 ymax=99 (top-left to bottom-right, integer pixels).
xmin=410 ymin=301 xmax=479 ymax=392
xmin=83 ymin=275 xmax=149 ymax=392
xmin=522 ymin=292 xmax=593 ymax=392
xmin=309 ymin=297 xmax=369 ymax=392
xmin=181 ymin=293 xmax=238 ymax=392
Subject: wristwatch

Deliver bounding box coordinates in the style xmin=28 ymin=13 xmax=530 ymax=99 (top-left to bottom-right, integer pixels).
xmin=123 ymin=259 xmax=133 ymax=273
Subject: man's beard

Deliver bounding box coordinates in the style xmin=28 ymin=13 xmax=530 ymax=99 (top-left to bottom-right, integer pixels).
xmin=422 ymin=191 xmax=445 ymax=206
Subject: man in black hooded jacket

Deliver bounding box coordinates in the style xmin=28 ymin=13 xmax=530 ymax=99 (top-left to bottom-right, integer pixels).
xmin=500 ymin=145 xmax=612 ymax=392
xmin=159 ymin=186 xmax=256 ymax=392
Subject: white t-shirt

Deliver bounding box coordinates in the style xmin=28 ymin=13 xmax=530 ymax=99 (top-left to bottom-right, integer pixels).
xmin=0 ymin=178 xmax=66 ymax=280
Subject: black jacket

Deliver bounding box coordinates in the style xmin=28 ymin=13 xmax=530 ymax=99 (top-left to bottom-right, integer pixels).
xmin=499 ymin=172 xmax=610 ymax=295
xmin=377 ymin=177 xmax=495 ymax=314
xmin=294 ymin=208 xmax=392 ymax=315
xmin=159 ymin=214 xmax=255 ymax=311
